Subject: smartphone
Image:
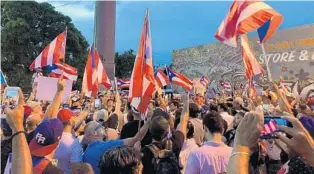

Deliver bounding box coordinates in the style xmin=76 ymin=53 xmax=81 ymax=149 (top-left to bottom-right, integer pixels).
xmin=3 ymin=87 xmax=20 ymax=107
xmin=63 ymin=104 xmax=70 ymax=109
xmin=260 ymin=117 xmax=290 ymax=139
xmin=95 ymin=99 xmax=101 ymax=108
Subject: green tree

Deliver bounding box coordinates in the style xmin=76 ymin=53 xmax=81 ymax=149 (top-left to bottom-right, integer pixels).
xmin=1 ymin=1 xmax=89 ymax=92
xmin=115 ymin=49 xmax=136 ymax=78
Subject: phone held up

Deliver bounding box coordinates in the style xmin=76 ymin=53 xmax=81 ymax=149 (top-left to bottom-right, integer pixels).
xmin=3 ymin=87 xmax=20 ymax=109
xmin=259 ymin=116 xmax=292 ymax=139
xmin=95 ymin=99 xmax=101 ymax=108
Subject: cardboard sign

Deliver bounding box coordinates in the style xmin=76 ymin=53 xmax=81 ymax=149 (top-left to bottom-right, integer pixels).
xmin=35 ymin=76 xmax=72 ymax=102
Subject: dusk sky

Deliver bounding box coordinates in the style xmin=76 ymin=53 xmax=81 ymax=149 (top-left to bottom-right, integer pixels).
xmin=39 ymin=1 xmax=314 ymax=66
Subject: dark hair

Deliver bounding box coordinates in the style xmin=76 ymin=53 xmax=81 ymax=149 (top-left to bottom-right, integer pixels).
xmin=219 ymin=103 xmax=229 ymax=112
xmin=174 ymin=108 xmax=183 ymax=119
xmin=170 ymin=101 xmax=180 ymax=108
xmin=99 ymin=146 xmax=141 ymax=174
xmin=223 ymin=120 xmax=228 ymax=134
xmin=150 ymin=116 xmax=169 ymax=141
xmin=155 ymin=154 xmax=180 ymax=174
xmin=189 ymin=103 xmax=200 ymax=118
xmin=203 ymin=111 xmax=224 ymax=134
xmin=209 ymin=104 xmax=218 ymax=112
xmin=127 ymin=111 xmax=134 ymax=122
xmin=186 ymin=121 xmax=195 ymax=139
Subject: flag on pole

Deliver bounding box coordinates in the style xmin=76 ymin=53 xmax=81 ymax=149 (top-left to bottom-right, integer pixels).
xmin=261 ymin=119 xmax=278 ymax=135
xmin=166 ymin=67 xmax=193 ymax=91
xmin=200 ymin=75 xmax=210 ymax=86
xmin=29 ymin=30 xmax=67 ymax=70
xmin=1 ymin=70 xmax=7 ymax=85
xmin=117 ymin=79 xmax=130 ymax=89
xmin=215 ymin=0 xmax=283 ymax=47
xmin=128 ymin=10 xmax=156 ymax=113
xmin=47 ymin=63 xmax=78 ymax=82
xmin=155 ymin=69 xmax=170 ymax=88
xmin=222 ymin=81 xmax=232 ymax=92
xmin=240 ymin=35 xmax=264 ymax=79
xmin=82 ymin=46 xmax=111 ymax=97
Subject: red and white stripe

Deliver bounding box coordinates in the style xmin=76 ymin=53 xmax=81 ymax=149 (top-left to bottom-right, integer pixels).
xmin=155 ymin=69 xmax=170 ymax=88
xmin=223 ymin=82 xmax=232 ymax=92
xmin=241 ymin=35 xmax=264 ymax=79
xmin=48 ymin=63 xmax=78 ymax=82
xmin=129 ymin=10 xmax=156 ymax=113
xmin=262 ymin=119 xmax=278 ymax=135
xmin=29 ymin=30 xmax=67 ymax=70
xmin=215 ymin=0 xmax=283 ymax=47
xmin=200 ymin=76 xmax=209 ymax=86
xmin=82 ymin=47 xmax=111 ymax=97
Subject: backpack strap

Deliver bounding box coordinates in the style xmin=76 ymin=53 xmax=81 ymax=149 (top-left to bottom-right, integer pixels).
xmin=33 ymin=158 xmax=50 ymax=174
xmin=146 ymin=144 xmax=160 ymax=159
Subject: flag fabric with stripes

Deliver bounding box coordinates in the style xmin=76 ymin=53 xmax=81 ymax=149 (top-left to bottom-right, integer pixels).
xmin=222 ymin=81 xmax=232 ymax=92
xmin=155 ymin=69 xmax=170 ymax=88
xmin=1 ymin=70 xmax=7 ymax=85
xmin=240 ymin=35 xmax=264 ymax=79
xmin=215 ymin=0 xmax=283 ymax=47
xmin=82 ymin=46 xmax=111 ymax=97
xmin=248 ymin=77 xmax=257 ymax=98
xmin=47 ymin=63 xmax=78 ymax=82
xmin=166 ymin=67 xmax=193 ymax=91
xmin=200 ymin=75 xmax=209 ymax=86
xmin=29 ymin=30 xmax=67 ymax=70
xmin=261 ymin=119 xmax=278 ymax=135
xmin=117 ymin=79 xmax=130 ymax=89
xmin=128 ymin=10 xmax=156 ymax=113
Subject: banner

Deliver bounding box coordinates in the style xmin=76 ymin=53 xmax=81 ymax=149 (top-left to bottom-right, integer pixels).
xmin=172 ymin=24 xmax=314 ymax=99
xmin=36 ymin=76 xmax=72 ymax=102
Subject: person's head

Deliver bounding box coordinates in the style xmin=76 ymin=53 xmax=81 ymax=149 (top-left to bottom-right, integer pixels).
xmin=150 ymin=116 xmax=170 ymax=142
xmin=186 ymin=121 xmax=195 ymax=139
xmin=127 ymin=111 xmax=134 ymax=122
xmin=209 ymin=103 xmax=218 ymax=112
xmin=72 ymin=163 xmax=94 ymax=174
xmin=203 ymin=112 xmax=225 ymax=139
xmin=107 ymin=99 xmax=114 ymax=108
xmin=131 ymin=107 xmax=141 ymax=120
xmin=233 ymin=97 xmax=244 ymax=110
xmin=29 ymin=118 xmax=63 ymax=157
xmin=233 ymin=111 xmax=245 ymax=129
xmin=81 ymin=121 xmax=107 ymax=148
xmin=169 ymin=101 xmax=179 ymax=112
xmin=57 ymin=108 xmax=76 ymax=129
xmin=189 ymin=103 xmax=200 ymax=118
xmin=148 ymin=100 xmax=155 ymax=110
xmin=96 ymin=109 xmax=109 ymax=123
xmin=218 ymin=103 xmax=229 ymax=113
xmin=25 ymin=113 xmax=42 ymax=133
xmin=99 ymin=146 xmax=142 ymax=174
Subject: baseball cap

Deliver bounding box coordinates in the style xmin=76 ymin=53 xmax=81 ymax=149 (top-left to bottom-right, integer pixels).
xmin=234 ymin=97 xmax=244 ymax=106
xmin=57 ymin=108 xmax=74 ymax=124
xmin=96 ymin=109 xmax=108 ymax=122
xmin=29 ymin=118 xmax=63 ymax=157
xmin=149 ymin=116 xmax=169 ymax=141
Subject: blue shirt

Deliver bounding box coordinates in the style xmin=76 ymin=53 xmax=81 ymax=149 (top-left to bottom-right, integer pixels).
xmin=83 ymin=140 xmax=124 ymax=174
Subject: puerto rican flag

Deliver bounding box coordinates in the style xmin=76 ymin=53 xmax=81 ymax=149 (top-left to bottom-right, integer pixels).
xmin=200 ymin=75 xmax=210 ymax=86
xmin=128 ymin=10 xmax=156 ymax=113
xmin=222 ymin=81 xmax=232 ymax=92
xmin=47 ymin=63 xmax=78 ymax=82
xmin=215 ymin=0 xmax=283 ymax=47
xmin=155 ymin=69 xmax=170 ymax=88
xmin=29 ymin=29 xmax=67 ymax=70
xmin=82 ymin=45 xmax=111 ymax=97
xmin=166 ymin=67 xmax=193 ymax=91
xmin=261 ymin=119 xmax=278 ymax=135
xmin=117 ymin=79 xmax=130 ymax=89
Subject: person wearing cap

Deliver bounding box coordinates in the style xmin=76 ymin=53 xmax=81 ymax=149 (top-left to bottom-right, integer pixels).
xmin=25 ymin=113 xmax=42 ymax=143
xmin=54 ymin=108 xmax=84 ymax=174
xmin=141 ymin=94 xmax=189 ymax=174
xmin=233 ymin=97 xmax=244 ymax=110
xmin=82 ymin=117 xmax=151 ymax=174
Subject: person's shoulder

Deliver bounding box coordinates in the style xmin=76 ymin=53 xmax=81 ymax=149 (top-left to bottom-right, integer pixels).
xmin=43 ymin=162 xmax=64 ymax=174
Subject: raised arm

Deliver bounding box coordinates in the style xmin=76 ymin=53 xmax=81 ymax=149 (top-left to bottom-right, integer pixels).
xmin=5 ymin=89 xmax=32 ymax=174
xmin=45 ymin=77 xmax=66 ymax=119
xmin=227 ymin=112 xmax=263 ymax=174
xmin=177 ymin=94 xmax=189 ymax=139
xmin=272 ymin=83 xmax=293 ymax=115
xmin=114 ymin=92 xmax=122 ymax=116
xmin=74 ymin=109 xmax=89 ymax=129
xmin=123 ymin=119 xmax=151 ymax=146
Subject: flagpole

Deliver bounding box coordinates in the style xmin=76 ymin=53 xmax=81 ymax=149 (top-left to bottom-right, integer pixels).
xmin=61 ymin=27 xmax=68 ymax=78
xmin=260 ymin=43 xmax=273 ymax=82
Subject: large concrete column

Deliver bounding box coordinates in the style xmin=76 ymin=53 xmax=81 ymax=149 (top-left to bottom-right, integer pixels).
xmin=95 ymin=1 xmax=116 ymax=80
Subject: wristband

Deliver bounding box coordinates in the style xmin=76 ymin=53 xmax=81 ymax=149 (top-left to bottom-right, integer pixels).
xmin=11 ymin=131 xmax=26 ymax=139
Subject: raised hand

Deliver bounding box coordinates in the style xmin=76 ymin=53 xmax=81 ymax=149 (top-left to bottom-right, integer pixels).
xmin=57 ymin=75 xmax=66 ymax=92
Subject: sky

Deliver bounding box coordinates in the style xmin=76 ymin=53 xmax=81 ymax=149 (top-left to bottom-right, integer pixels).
xmin=39 ymin=1 xmax=314 ymax=66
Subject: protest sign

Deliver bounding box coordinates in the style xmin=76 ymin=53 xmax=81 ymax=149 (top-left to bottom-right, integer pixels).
xmin=35 ymin=76 xmax=72 ymax=102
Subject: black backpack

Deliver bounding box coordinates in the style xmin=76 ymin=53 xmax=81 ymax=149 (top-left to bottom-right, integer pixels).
xmin=145 ymin=143 xmax=181 ymax=174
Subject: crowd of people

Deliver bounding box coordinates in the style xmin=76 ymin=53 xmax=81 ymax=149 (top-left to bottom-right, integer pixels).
xmin=1 ymin=76 xmax=314 ymax=174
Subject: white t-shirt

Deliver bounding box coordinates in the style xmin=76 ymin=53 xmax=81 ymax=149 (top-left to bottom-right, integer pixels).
xmin=55 ymin=132 xmax=83 ymax=174
xmin=220 ymin=112 xmax=234 ymax=130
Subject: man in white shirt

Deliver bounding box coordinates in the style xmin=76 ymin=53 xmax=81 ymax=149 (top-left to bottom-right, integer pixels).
xmin=219 ymin=103 xmax=234 ymax=131
xmin=54 ymin=109 xmax=85 ymax=174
